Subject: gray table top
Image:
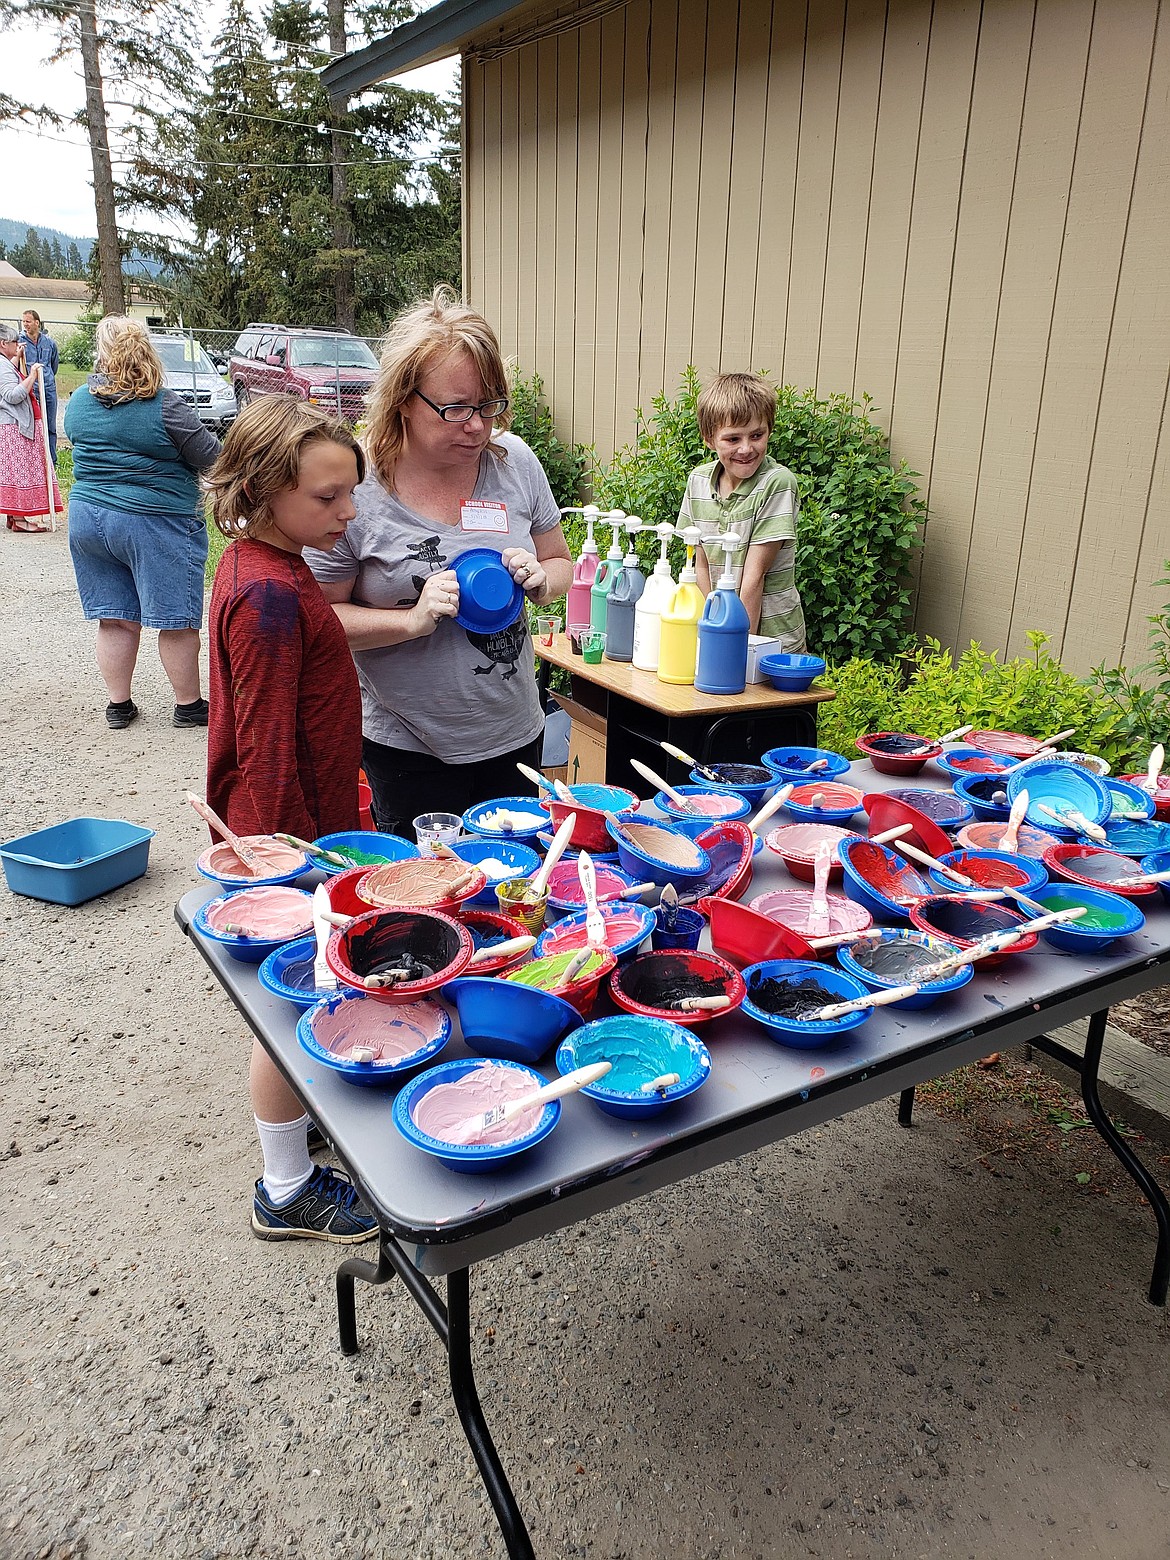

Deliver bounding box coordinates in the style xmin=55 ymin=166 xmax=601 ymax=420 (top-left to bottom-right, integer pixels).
xmin=177 ymin=759 xmax=1170 ymax=1274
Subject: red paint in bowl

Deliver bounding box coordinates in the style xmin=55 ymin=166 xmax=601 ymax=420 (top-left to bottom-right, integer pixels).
xmin=609 ymin=950 xmax=746 ymax=1026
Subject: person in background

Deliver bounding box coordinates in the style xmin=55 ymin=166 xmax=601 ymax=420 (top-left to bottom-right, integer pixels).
xmin=307 ymin=286 xmax=573 ymax=839
xmin=204 ymin=396 xmax=375 ymax=1245
xmin=0 ymin=322 xmax=60 ymax=533
xmin=63 ymin=316 xmax=218 ymax=730
xmin=19 ymin=309 xmax=59 ymax=464
xmin=677 ymin=371 xmax=806 ymax=651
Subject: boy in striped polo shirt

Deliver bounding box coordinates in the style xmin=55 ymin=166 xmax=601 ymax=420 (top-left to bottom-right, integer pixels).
xmin=676 ymin=372 xmax=806 ymax=651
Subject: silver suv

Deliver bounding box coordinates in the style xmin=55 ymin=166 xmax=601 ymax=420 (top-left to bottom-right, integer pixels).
xmin=151 ymin=333 xmax=237 ymax=434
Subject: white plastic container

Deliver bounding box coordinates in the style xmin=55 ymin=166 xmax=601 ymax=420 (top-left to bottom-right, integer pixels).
xmin=746 ymin=635 xmax=781 ymax=684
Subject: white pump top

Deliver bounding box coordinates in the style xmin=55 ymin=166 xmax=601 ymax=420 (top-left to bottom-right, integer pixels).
xmin=677 ymin=525 xmax=702 ymax=584
xmin=714 ymin=531 xmax=740 ymax=591
xmin=650 ymin=521 xmax=675 ymax=577
xmin=579 ymin=504 xmax=601 ymax=556
xmin=602 ymin=513 xmax=625 ymax=564
xmin=621 ymin=515 xmax=642 ymax=565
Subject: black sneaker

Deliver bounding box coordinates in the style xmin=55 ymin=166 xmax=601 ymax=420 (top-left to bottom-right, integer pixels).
xmin=173 ymin=697 xmax=209 ymax=728
xmin=106 ymin=700 xmax=140 ymax=730
xmin=306 ymin=1120 xmax=328 ymax=1154
xmin=251 ymin=1165 xmax=377 ymax=1244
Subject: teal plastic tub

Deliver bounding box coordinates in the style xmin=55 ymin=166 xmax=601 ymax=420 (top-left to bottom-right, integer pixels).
xmin=0 ymin=817 xmax=155 ymax=906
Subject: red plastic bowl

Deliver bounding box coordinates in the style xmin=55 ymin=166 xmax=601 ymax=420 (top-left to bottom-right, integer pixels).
xmin=699 ymin=896 xmax=818 ymax=967
xmin=1041 ymin=842 xmax=1159 ymax=899
xmin=457 ymin=907 xmax=536 ymax=973
xmin=764 ymin=822 xmax=854 ymax=882
xmin=609 ymin=949 xmax=746 ymax=1026
xmin=326 ymin=906 xmax=474 ymax=1003
xmin=1119 ymin=774 xmax=1170 ymax=821
xmin=693 ymin=819 xmax=756 ymax=903
xmin=862 ymin=792 xmax=954 ymax=860
xmin=328 ymin=865 xmax=374 ymax=919
xmin=504 ymin=948 xmax=618 ymax=1017
xmin=854 ymin=732 xmax=939 ymax=776
xmin=541 ymin=793 xmax=637 ymax=852
xmin=907 ymin=896 xmax=1036 ymax=967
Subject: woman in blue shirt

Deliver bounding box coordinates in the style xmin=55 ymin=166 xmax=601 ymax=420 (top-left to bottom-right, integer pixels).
xmin=19 ymin=310 xmax=59 ymax=464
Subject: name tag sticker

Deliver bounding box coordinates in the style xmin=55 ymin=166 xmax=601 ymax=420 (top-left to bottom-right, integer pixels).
xmin=460 ymin=500 xmax=509 ymax=533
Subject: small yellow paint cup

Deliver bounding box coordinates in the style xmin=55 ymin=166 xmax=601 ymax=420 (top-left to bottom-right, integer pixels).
xmin=496 ymin=876 xmax=548 ymax=935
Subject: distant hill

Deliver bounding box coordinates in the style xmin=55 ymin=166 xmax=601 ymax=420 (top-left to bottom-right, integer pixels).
xmin=0 ymin=218 xmax=94 ymax=264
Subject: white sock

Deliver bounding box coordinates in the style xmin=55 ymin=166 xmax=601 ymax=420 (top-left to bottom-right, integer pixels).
xmin=255 ymin=1114 xmax=313 ymax=1205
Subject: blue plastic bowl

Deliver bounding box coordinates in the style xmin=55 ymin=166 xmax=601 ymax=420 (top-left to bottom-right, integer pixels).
xmin=462 ymin=795 xmax=550 ymax=842
xmin=687 ymin=766 xmax=774 ymax=807
xmin=394 ymin=1057 xmax=560 ymax=1172
xmin=1006 ymin=759 xmax=1111 ymax=833
xmin=450 ymin=547 xmax=525 ymax=635
xmin=1140 ymin=850 xmax=1170 ymax=907
xmin=952 ymin=772 xmax=1012 ymax=822
xmin=196 ymin=843 xmax=309 ymax=891
xmin=883 ymin=787 xmax=974 ymax=831
xmin=442 ymin=975 xmax=581 ymax=1063
xmin=312 ymin=830 xmax=418 ymax=876
xmin=1 ymin=815 xmax=155 ymax=906
xmin=449 ymin=836 xmax=542 ymax=906
xmin=1103 ymin=778 xmax=1157 ymax=822
xmin=193 ymin=887 xmax=315 ymax=963
xmin=297 ymin=988 xmax=450 ymax=1085
xmin=783 ymin=785 xmax=864 ymax=825
xmin=933 ymin=746 xmax=1018 ymax=781
xmin=740 ymin=959 xmax=871 ymax=1046
xmin=258 ymin=936 xmax=327 ymax=1010
xmin=838 ymin=837 xmax=929 ymax=921
xmin=836 ymin=929 xmax=974 ymax=1009
xmin=1025 ymin=882 xmax=1145 ymax=952
xmin=555 ymin=1016 xmax=711 ymax=1118
xmin=653 ymin=785 xmax=751 ymax=823
xmin=533 ymin=902 xmax=656 ymax=963
xmin=1098 ymin=818 xmax=1170 ymax=858
xmin=557 ymin=783 xmax=640 ymax=814
xmin=925 ymin=848 xmax=1049 ymax=899
xmin=761 ymin=746 xmax=850 ymax=784
xmin=605 ymin=817 xmax=712 ymax=888
xmin=758 ymin=652 xmax=826 ymax=692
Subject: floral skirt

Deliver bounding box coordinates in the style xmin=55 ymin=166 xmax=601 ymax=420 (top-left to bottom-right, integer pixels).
xmin=0 ymin=422 xmax=61 ymax=517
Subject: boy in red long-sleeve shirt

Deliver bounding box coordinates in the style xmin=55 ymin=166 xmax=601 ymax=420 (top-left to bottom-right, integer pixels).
xmin=206 ymin=398 xmax=375 ymax=1244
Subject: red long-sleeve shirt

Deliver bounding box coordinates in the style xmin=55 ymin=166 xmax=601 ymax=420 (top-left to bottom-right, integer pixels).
xmin=207 ymin=537 xmax=362 ymax=841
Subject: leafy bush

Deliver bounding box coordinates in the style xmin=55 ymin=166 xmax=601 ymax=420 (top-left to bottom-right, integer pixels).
xmin=590 ymin=367 xmax=926 ymax=661
xmin=508 ymin=369 xmax=589 ymax=511
xmin=817 ymin=633 xmax=1128 ymax=767
xmin=58 ymin=310 xmax=100 ymax=372
xmin=1090 ymin=564 xmax=1170 ymax=763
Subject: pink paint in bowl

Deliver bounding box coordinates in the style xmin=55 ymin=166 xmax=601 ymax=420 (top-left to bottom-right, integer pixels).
xmin=765 ymin=822 xmax=856 ymax=882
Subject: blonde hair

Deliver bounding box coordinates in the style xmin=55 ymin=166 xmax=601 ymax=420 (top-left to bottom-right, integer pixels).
xmin=696 ymin=372 xmax=777 ymax=445
xmin=206 ymin=396 xmax=365 ymax=539
xmin=93 ymin=316 xmax=164 ymax=401
xmin=363 ymin=285 xmax=511 ymax=489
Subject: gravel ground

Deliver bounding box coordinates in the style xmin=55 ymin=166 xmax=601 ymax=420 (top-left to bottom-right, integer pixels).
xmin=3 ymin=526 xmax=1169 ymax=1560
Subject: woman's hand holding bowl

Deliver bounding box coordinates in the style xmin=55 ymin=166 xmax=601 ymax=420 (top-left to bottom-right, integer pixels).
xmin=412 ymin=569 xmax=461 ymax=636
xmin=503 ymin=547 xmax=548 ymax=604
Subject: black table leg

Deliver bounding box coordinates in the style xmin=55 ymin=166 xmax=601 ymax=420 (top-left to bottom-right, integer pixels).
xmin=898 ymin=1087 xmax=915 ymax=1127
xmin=335 ymin=1240 xmax=536 ymax=1557
xmin=1032 ymin=1011 xmax=1170 ymax=1306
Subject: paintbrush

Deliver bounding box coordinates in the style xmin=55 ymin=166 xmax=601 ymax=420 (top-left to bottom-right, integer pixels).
xmin=807 ymin=982 xmax=926 ymax=1021
xmin=746 ymin=783 xmax=795 ymax=835
xmin=516 ymin=761 xmax=556 ymax=794
xmin=889 ymin=836 xmax=1050 ymax=917
xmin=659 ymin=882 xmax=680 ymax=932
xmin=577 ymin=850 xmax=606 ymax=946
xmin=1144 ymin=743 xmax=1165 ymax=794
xmin=1035 ymin=802 xmax=1108 ymax=843
xmin=561 ymin=948 xmax=596 ymax=984
xmin=630 ymin=757 xmax=701 ymax=813
xmin=641 ymin=1072 xmax=681 ymax=1094
xmin=618 ymin=881 xmax=656 ymax=899
xmin=659 ymin=739 xmax=722 ymax=785
xmin=469 ymin=934 xmax=537 ymax=966
xmin=808 ymin=843 xmax=834 ymax=938
xmin=911 ymin=907 xmax=1088 ymax=980
xmin=904 ymin=723 xmax=974 ymax=756
xmin=1037 ymin=726 xmax=1077 ymax=748
xmin=186 ymin=792 xmax=265 ymax=874
xmin=675 ymin=994 xmax=732 ymax=1012
xmin=1111 ymin=867 xmax=1170 ymax=888
xmin=277 ymin=832 xmax=353 ymax=868
xmin=1001 ymin=791 xmax=1029 ymax=854
xmin=312 ymin=883 xmax=337 ymax=991
xmin=523 ymin=811 xmax=578 ymax=903
xmin=466 ymin=1062 xmax=612 ymax=1135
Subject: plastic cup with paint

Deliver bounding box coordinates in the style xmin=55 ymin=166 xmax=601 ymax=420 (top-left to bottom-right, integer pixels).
xmin=413 ymin=811 xmax=463 ymax=855
xmin=496 ymin=875 xmax=549 ymax=935
xmin=582 ymin=630 xmax=606 ymax=665
xmin=568 ymin=621 xmax=589 ymax=655
xmin=535 ymin=615 xmax=562 ymax=648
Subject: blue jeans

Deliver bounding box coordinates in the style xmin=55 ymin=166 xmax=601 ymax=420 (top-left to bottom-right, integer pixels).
xmin=68 ymin=497 xmax=207 ymax=630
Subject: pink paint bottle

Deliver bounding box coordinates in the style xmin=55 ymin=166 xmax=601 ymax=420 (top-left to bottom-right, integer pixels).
xmin=567 ymin=505 xmax=602 ymax=631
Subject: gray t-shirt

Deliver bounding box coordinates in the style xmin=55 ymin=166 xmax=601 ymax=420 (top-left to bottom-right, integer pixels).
xmin=306 ymin=432 xmax=561 ymax=763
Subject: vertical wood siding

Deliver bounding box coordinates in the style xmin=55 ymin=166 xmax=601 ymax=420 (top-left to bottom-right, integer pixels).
xmin=464 ymin=0 xmax=1168 ymax=671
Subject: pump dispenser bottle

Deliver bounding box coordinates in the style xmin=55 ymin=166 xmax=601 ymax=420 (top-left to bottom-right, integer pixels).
xmin=566 ymin=505 xmax=602 ymax=630
xmin=657 ymin=526 xmax=705 ymax=686
xmin=603 ymin=516 xmax=644 ymax=661
xmin=590 ymin=511 xmax=627 ymax=631
xmin=695 ymin=531 xmax=750 ymax=694
xmin=631 ymin=523 xmax=678 ymax=672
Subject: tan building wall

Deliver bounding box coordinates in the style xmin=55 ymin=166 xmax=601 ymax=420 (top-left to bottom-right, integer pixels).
xmin=463 ymin=0 xmax=1168 ymax=673
xmin=0 ymin=284 xmax=156 ymax=334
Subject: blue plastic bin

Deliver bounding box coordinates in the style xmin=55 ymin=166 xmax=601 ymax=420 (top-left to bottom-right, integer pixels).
xmin=0 ymin=816 xmax=155 ymax=906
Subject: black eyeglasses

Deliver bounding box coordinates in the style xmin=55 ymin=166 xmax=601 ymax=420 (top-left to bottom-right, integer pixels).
xmin=413 ymin=389 xmax=509 ymax=423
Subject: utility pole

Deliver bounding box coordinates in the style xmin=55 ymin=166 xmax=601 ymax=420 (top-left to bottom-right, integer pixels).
xmin=77 ymin=0 xmax=126 ymax=315
xmin=326 ymin=0 xmax=355 ymax=332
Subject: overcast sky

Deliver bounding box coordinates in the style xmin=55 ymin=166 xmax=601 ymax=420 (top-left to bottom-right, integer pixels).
xmin=0 ymin=19 xmax=457 ymax=242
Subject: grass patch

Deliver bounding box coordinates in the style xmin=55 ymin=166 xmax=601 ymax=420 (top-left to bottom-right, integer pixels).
xmin=56 ymin=367 xmax=89 ymax=396
xmin=57 ymin=447 xmax=73 ymax=502
xmin=205 ymin=517 xmax=229 ymax=582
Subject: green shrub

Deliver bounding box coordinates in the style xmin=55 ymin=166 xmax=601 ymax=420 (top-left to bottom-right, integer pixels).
xmin=1090 ymin=564 xmax=1170 ymax=765
xmin=508 ymin=369 xmax=590 ymax=511
xmin=590 ymin=367 xmax=926 ymax=661
xmin=59 ymin=310 xmax=100 ymax=372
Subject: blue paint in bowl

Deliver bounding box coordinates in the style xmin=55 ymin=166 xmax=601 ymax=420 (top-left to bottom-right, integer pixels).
xmin=688 ymin=767 xmax=774 ymax=806
xmin=1103 ymin=778 xmax=1157 ymax=822
xmin=442 ymin=975 xmax=582 ymax=1063
xmin=449 ymin=836 xmax=541 ymax=905
xmin=1025 ymin=882 xmax=1145 ymax=952
xmin=740 ymin=959 xmax=871 ymax=1046
xmin=556 ymin=1016 xmax=711 ymax=1118
xmin=1140 ymin=849 xmax=1170 ymax=907
xmin=761 ymin=746 xmax=850 ymax=783
xmin=1098 ymin=818 xmax=1170 ymax=858
xmin=297 ymin=989 xmax=451 ymax=1086
xmin=312 ymin=830 xmax=419 ymax=875
xmin=462 ymin=795 xmax=550 ymax=842
xmin=558 ymin=783 xmax=639 ymax=813
xmin=836 ymin=929 xmax=973 ymax=1009
xmin=952 ymin=772 xmax=1011 ymax=822
xmin=1006 ymin=758 xmax=1111 ymax=831
xmin=258 ymin=936 xmax=326 ymax=1010
xmin=394 ymin=1057 xmax=559 ymax=1171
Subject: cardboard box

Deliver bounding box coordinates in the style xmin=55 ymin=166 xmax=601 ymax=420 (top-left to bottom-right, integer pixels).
xmin=746 ymin=635 xmax=780 ymax=683
xmin=554 ymin=694 xmax=608 ymax=787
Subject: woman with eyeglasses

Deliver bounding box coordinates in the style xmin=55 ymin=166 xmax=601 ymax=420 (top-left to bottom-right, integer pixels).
xmin=307 ymin=286 xmax=573 ymax=838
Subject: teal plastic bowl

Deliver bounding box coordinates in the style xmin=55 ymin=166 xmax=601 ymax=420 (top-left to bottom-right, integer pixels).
xmin=1 ymin=816 xmax=154 ymax=906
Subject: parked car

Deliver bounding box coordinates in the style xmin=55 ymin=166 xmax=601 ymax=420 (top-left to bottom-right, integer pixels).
xmin=150 ymin=332 xmax=238 ymax=434
xmin=228 ymin=325 xmax=379 ymax=424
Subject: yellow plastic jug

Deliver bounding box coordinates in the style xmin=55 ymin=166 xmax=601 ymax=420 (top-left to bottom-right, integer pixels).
xmin=657 ymin=527 xmax=704 ymax=686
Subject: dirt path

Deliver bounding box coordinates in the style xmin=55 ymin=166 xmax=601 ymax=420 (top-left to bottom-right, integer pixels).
xmin=2 ymin=526 xmax=1168 ymax=1560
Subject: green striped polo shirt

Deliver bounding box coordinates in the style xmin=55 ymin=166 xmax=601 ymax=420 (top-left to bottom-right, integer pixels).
xmin=676 ymin=454 xmax=806 ymax=650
